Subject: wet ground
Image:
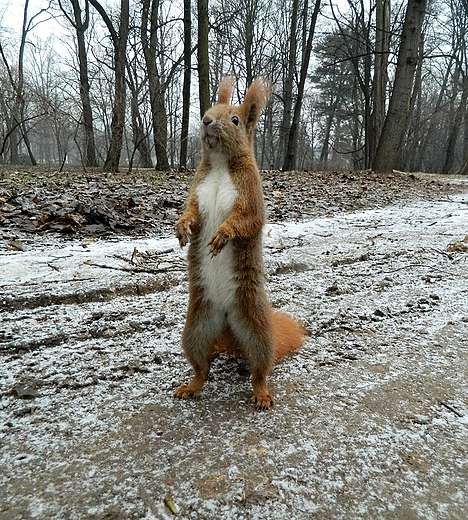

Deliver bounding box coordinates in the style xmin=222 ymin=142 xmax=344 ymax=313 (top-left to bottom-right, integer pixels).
xmin=1 ymin=171 xmax=468 ymax=519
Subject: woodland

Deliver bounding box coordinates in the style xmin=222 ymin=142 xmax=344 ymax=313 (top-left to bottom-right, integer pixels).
xmin=0 ymin=0 xmax=467 ymax=175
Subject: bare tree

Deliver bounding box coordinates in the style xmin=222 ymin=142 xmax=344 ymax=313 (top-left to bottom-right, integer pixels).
xmin=0 ymin=0 xmax=52 ymax=164
xmin=140 ymin=0 xmax=171 ymax=170
xmin=279 ymin=0 xmax=299 ymax=166
xmin=179 ymin=0 xmax=191 ymax=169
xmin=89 ymin=0 xmax=129 ymax=172
xmin=59 ymin=0 xmax=98 ymax=167
xmin=370 ymin=0 xmax=390 ymax=163
xmin=282 ymin=0 xmax=321 ymax=171
xmin=198 ymin=0 xmax=210 ymax=116
xmin=373 ymin=0 xmax=427 ymax=173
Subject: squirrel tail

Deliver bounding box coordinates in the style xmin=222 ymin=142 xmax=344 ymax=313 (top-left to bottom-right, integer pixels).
xmin=214 ymin=308 xmax=305 ymax=362
xmin=271 ymin=309 xmax=305 ymax=361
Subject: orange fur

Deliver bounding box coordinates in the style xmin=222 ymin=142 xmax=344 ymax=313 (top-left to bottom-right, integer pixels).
xmin=214 ymin=309 xmax=304 ymax=361
xmin=216 ymin=76 xmax=234 ymax=104
xmin=174 ymin=77 xmax=304 ymax=410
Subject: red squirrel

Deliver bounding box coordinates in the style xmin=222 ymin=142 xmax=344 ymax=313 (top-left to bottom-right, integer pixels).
xmin=174 ymin=77 xmax=305 ymax=409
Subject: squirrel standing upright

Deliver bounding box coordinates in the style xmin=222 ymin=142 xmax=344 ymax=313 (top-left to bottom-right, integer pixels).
xmin=174 ymin=77 xmax=305 ymax=409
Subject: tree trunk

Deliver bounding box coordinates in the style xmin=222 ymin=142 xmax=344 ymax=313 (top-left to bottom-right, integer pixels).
xmin=89 ymin=0 xmax=129 ymax=173
xmin=104 ymin=0 xmax=129 ymax=172
xmin=141 ymin=0 xmax=170 ymax=171
xmin=372 ymin=0 xmax=427 ymax=173
xmin=279 ymin=0 xmax=299 ymax=168
xmin=442 ymin=75 xmax=468 ymax=174
xmin=0 ymin=0 xmax=38 ymax=165
xmin=282 ymin=0 xmax=321 ymax=171
xmin=179 ymin=0 xmax=191 ymax=170
xmin=459 ymin=154 xmax=468 ymax=175
xmin=197 ymin=0 xmax=210 ymax=116
xmin=60 ymin=0 xmax=98 ymax=167
xmin=370 ymin=0 xmax=390 ymax=165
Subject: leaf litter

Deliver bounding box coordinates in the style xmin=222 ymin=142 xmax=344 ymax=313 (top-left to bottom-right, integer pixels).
xmin=1 ymin=168 xmax=468 ymax=519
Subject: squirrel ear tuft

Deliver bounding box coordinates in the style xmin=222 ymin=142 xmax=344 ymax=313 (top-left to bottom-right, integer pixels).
xmin=241 ymin=78 xmax=272 ymax=136
xmin=217 ymin=76 xmax=235 ymax=105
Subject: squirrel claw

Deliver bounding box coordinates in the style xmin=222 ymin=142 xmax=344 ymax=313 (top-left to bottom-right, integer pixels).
xmin=175 ymin=218 xmax=196 ymax=248
xmin=174 ymin=384 xmax=200 ymax=400
xmin=209 ymin=232 xmax=229 ymax=255
xmin=251 ymin=393 xmax=274 ymax=410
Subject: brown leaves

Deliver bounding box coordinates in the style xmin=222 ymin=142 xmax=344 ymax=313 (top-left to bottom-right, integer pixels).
xmin=261 ymin=170 xmax=456 ymax=222
xmin=0 ymin=167 xmax=458 ymax=241
xmin=447 ymin=236 xmax=468 ymax=253
xmin=1 ymin=168 xmax=188 ymax=237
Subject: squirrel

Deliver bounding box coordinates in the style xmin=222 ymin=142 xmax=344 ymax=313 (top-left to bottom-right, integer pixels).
xmin=174 ymin=76 xmax=305 ymax=409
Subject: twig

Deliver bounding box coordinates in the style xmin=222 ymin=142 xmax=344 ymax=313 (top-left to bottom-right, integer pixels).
xmin=439 ymin=400 xmax=463 ymax=418
xmin=377 ymin=263 xmax=424 ymax=274
xmin=430 ymin=248 xmax=452 ymax=258
xmin=377 ymin=263 xmax=456 ymax=276
xmin=83 ymin=259 xmax=184 ymax=274
xmin=112 ymin=247 xmax=175 ymax=265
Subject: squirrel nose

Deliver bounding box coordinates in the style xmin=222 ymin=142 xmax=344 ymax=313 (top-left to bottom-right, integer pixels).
xmin=202 ymin=115 xmax=213 ymax=126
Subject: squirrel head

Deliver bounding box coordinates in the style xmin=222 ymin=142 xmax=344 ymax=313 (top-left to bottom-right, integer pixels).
xmin=200 ymin=76 xmax=271 ymax=159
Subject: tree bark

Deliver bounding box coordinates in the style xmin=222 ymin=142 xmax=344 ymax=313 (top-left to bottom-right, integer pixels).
xmin=279 ymin=0 xmax=299 ymax=168
xmin=370 ymin=0 xmax=390 ymax=165
xmin=89 ymin=0 xmax=129 ymax=173
xmin=141 ymin=0 xmax=170 ymax=171
xmin=179 ymin=0 xmax=191 ymax=170
xmin=60 ymin=0 xmax=98 ymax=167
xmin=197 ymin=0 xmax=210 ymax=117
xmin=372 ymin=0 xmax=427 ymax=173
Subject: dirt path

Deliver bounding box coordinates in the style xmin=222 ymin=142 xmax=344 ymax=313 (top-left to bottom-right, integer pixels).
xmin=1 ymin=173 xmax=468 ymax=519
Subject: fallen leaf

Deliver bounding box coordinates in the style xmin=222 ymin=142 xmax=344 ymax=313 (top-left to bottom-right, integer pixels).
xmin=81 ymin=237 xmax=96 ymax=248
xmin=12 ymin=383 xmax=38 ymax=398
xmin=247 ymin=447 xmax=267 ymax=456
xmin=7 ymin=240 xmax=25 ymax=251
xmin=447 ymin=241 xmax=468 ymax=253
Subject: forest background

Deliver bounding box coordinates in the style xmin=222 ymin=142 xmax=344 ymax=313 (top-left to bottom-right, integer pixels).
xmin=0 ymin=0 xmax=467 ymax=175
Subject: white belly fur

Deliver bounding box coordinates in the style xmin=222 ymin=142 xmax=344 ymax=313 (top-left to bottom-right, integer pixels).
xmin=195 ymin=156 xmax=238 ymax=309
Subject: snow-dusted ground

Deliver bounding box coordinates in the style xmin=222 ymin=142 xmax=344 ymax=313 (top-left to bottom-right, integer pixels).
xmin=1 ymin=187 xmax=468 ymax=519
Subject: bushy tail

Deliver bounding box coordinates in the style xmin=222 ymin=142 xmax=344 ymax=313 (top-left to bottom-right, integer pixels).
xmin=214 ymin=309 xmax=305 ymax=362
xmin=271 ymin=309 xmax=305 ymax=361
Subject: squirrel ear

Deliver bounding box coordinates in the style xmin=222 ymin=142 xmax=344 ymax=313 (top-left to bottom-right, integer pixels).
xmin=217 ymin=76 xmax=235 ymax=105
xmin=241 ymin=78 xmax=272 ymax=137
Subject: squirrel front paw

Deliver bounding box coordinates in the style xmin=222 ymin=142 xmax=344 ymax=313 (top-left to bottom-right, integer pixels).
xmin=175 ymin=217 xmax=197 ymax=247
xmin=208 ymin=229 xmax=230 ymax=256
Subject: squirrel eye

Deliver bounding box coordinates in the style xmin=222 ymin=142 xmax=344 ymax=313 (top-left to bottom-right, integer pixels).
xmin=231 ymin=116 xmax=239 ymax=126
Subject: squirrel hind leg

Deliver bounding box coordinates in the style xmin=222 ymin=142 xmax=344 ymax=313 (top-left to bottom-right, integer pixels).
xmin=174 ymin=364 xmax=209 ymax=400
xmin=175 ymin=300 xmax=223 ymax=401
xmin=251 ymin=372 xmax=274 ymax=409
xmin=227 ymin=310 xmax=276 ymax=409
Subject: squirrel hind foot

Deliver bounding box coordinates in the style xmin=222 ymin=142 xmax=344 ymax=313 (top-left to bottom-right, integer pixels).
xmin=251 ymin=392 xmax=274 ymax=410
xmin=174 ymin=381 xmax=203 ymax=400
